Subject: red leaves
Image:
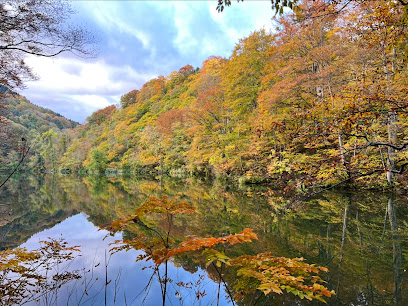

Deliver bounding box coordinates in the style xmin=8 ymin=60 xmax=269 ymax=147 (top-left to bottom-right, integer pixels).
xmin=87 ymin=105 xmax=116 ymax=125
xmin=155 ymin=229 xmax=258 ymax=265
xmin=156 ymin=109 xmax=188 ymax=136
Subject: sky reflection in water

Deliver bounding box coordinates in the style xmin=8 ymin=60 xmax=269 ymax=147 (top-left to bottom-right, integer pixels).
xmin=21 ymin=213 xmax=229 ymax=306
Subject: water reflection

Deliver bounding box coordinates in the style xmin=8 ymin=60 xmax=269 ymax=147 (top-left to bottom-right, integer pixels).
xmin=19 ymin=213 xmax=228 ymax=305
xmin=388 ymin=196 xmax=402 ymax=306
xmin=0 ymin=175 xmax=407 ymax=305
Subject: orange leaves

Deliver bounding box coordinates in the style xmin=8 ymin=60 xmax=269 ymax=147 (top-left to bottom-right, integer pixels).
xmin=107 ymin=196 xmax=334 ymax=303
xmin=178 ymin=64 xmax=195 ymax=79
xmin=0 ymin=247 xmax=41 ymax=271
xmin=0 ymin=238 xmax=82 ymax=305
xmin=106 ymin=219 xmax=129 ymax=232
xmin=120 ymin=89 xmax=139 ymax=108
xmin=106 ymin=196 xmax=197 ymax=264
xmin=106 ymin=196 xmax=257 ymax=267
xmin=155 ymin=229 xmax=258 ymax=265
xmin=87 ymin=105 xmax=116 ymax=125
xmin=156 ymin=109 xmax=188 ymax=136
xmin=106 ymin=197 xmax=258 ymax=273
xmin=224 ymin=228 xmax=258 ymax=245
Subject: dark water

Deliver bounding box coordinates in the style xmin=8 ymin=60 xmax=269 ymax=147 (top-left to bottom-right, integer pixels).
xmin=0 ymin=174 xmax=407 ymax=305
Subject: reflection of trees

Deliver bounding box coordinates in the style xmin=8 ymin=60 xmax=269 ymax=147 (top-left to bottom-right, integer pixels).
xmin=1 ymin=175 xmax=407 ymax=305
xmin=284 ymin=192 xmax=407 ymax=306
xmin=332 ymin=194 xmax=349 ymax=303
xmin=64 ymin=176 xmax=408 ymax=305
xmin=0 ymin=175 xmax=78 ymax=249
xmin=388 ymin=196 xmax=402 ymax=306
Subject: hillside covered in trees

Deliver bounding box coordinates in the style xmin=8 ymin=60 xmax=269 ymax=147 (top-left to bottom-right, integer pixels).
xmin=2 ymin=2 xmax=408 ymax=304
xmin=0 ymin=88 xmax=78 ymax=172
xmin=51 ymin=1 xmax=408 ymax=191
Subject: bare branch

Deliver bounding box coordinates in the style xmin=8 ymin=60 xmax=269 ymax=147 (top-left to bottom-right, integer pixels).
xmin=0 ymin=0 xmax=96 ymax=90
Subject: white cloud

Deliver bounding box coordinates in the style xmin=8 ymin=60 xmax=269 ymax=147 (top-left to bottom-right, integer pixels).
xmin=70 ymin=95 xmax=111 ymax=109
xmin=18 ymin=1 xmax=277 ymax=122
xmin=24 ymin=56 xmax=153 ymax=94
xmin=172 ymin=2 xmax=202 ymax=53
xmin=21 ymin=56 xmax=155 ymax=121
xmin=170 ymin=1 xmax=274 ymax=62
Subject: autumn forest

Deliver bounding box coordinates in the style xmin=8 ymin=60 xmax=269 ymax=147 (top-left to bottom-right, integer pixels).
xmin=1 ymin=0 xmax=408 ymax=305
xmin=16 ymin=0 xmax=408 ymax=192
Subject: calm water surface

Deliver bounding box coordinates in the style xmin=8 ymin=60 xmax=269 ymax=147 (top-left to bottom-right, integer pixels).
xmin=0 ymin=174 xmax=407 ymax=305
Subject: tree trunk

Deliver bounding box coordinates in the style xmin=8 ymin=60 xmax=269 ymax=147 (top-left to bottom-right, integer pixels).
xmin=387 ymin=111 xmax=397 ymax=184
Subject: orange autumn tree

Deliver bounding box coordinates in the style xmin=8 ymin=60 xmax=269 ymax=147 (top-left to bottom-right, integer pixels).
xmin=254 ymin=0 xmax=408 ymax=190
xmin=106 ymin=196 xmax=334 ymax=304
xmin=256 ymin=1 xmax=353 ymax=188
xmin=187 ymin=56 xmax=228 ymax=175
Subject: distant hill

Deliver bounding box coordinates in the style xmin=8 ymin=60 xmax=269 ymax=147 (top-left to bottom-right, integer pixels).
xmin=2 ymin=93 xmax=77 ymax=132
xmin=0 ymin=92 xmax=78 ymax=172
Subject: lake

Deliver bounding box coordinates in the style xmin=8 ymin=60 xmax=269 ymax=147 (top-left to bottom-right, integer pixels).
xmin=0 ymin=174 xmax=407 ymax=305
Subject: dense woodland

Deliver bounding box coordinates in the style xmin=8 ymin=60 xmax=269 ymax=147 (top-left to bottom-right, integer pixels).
xmin=0 ymin=86 xmax=78 ymax=172
xmin=2 ymin=0 xmax=408 ymax=192
xmin=53 ymin=1 xmax=408 ymax=191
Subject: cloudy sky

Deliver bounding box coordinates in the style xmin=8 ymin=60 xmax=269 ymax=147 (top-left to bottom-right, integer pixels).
xmin=20 ymin=1 xmax=275 ymax=123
